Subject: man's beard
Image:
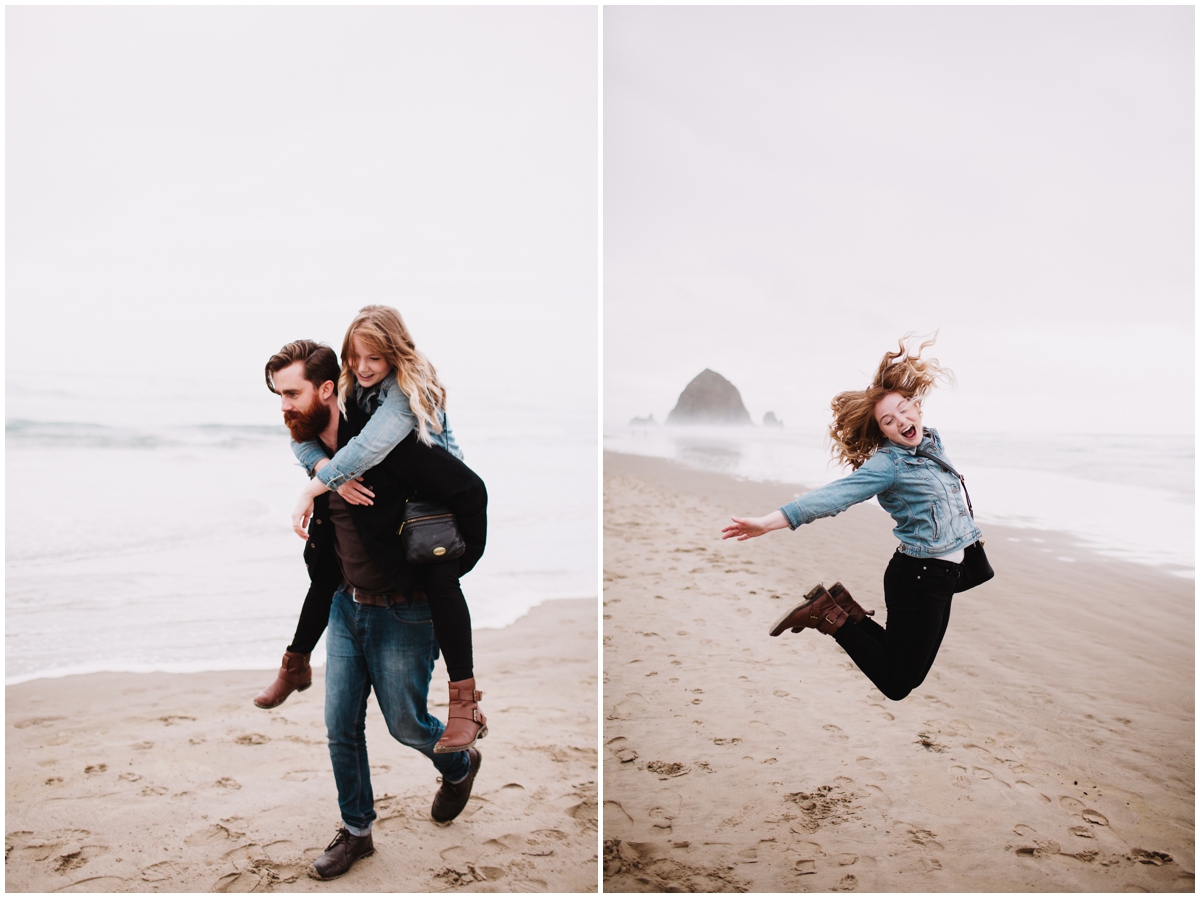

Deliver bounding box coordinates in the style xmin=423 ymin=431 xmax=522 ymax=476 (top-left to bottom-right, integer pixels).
xmin=283 ymin=398 xmax=333 ymax=442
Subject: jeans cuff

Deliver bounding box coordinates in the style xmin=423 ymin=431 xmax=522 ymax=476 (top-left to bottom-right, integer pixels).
xmin=344 ymin=821 xmax=372 ymax=837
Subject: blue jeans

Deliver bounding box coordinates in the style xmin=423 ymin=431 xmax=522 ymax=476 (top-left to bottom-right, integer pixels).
xmin=325 ymin=587 xmax=470 ymax=831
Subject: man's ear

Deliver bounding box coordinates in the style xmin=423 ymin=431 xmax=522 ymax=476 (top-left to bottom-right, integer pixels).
xmin=319 ymin=380 xmax=336 ymax=401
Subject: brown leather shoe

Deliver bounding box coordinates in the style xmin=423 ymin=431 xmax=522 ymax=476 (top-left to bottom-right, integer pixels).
xmin=770 ymin=583 xmax=832 ymax=636
xmin=431 ymin=746 xmax=481 ymax=824
xmin=307 ymin=827 xmax=374 ymax=880
xmin=254 ymin=651 xmax=312 ymax=709
xmin=772 ymin=583 xmax=868 ymax=638
xmin=433 ymin=678 xmax=488 ymax=753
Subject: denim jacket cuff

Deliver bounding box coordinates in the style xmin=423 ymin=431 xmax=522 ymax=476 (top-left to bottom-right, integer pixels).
xmin=779 ymin=503 xmax=804 ymax=530
xmin=316 ymin=463 xmax=350 ymax=491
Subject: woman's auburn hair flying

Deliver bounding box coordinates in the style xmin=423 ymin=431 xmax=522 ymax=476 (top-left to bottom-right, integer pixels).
xmin=337 ymin=304 xmax=448 ymax=446
xmin=829 ymin=333 xmax=954 ymax=470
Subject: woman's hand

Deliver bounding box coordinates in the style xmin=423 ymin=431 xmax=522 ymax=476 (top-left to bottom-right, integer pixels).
xmin=721 ymin=510 xmax=788 ymax=541
xmin=337 ymin=477 xmax=375 ymax=506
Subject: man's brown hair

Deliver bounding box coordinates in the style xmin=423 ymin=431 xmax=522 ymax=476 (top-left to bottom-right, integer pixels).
xmin=264 ymin=340 xmax=340 ymax=394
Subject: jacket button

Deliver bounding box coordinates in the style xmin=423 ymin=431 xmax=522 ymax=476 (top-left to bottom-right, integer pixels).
xmin=309 ymin=542 xmax=316 ymax=548
xmin=314 ymin=519 xmax=322 ymax=525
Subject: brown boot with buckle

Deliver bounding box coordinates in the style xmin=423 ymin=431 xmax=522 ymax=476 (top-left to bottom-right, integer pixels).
xmin=307 ymin=827 xmax=374 ymax=880
xmin=823 ymin=581 xmax=875 ymax=626
xmin=434 ymin=678 xmax=488 ymax=754
xmin=770 ymin=583 xmax=833 ymax=636
xmin=254 ymin=651 xmax=312 ymax=709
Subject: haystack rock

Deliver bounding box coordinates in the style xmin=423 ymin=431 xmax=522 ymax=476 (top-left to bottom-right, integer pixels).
xmin=763 ymin=411 xmax=783 ymax=428
xmin=666 ymin=369 xmax=752 ymax=426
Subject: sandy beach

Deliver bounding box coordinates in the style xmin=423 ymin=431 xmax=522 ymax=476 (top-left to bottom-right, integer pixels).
xmin=603 ymin=452 xmax=1194 ymax=892
xmin=6 ymin=597 xmax=598 ymax=893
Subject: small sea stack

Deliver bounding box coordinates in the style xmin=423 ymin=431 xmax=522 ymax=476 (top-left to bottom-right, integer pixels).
xmin=666 ymin=369 xmax=752 ymax=425
xmin=763 ymin=411 xmax=783 ymax=428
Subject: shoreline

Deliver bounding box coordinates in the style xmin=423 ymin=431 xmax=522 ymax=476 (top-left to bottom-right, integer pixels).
xmin=6 ymin=597 xmax=599 ymax=893
xmin=4 ymin=595 xmax=597 ymax=688
xmin=601 ymin=434 xmax=1196 ymax=577
xmin=602 ymin=451 xmax=1193 ymax=892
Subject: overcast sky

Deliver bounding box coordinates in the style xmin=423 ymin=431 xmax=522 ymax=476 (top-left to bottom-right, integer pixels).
xmin=605 ymin=6 xmax=1194 ymax=435
xmin=7 ymin=6 xmax=597 ymax=423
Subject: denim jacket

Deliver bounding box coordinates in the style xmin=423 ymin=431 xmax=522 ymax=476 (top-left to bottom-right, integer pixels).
xmin=292 ymin=372 xmax=463 ymax=491
xmin=779 ymin=428 xmax=982 ymax=558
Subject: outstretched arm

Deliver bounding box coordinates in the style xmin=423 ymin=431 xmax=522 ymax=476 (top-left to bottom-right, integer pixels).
xmin=722 ymin=510 xmax=789 ymax=541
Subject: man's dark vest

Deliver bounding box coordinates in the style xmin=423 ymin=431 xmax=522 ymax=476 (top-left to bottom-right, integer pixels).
xmin=302 ymin=400 xmax=487 ymax=598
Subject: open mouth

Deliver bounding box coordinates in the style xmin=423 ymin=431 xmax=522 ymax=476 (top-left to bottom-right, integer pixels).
xmin=900 ymin=425 xmax=917 ymax=440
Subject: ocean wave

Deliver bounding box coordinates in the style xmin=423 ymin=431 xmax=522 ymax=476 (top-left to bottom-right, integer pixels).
xmin=6 ymin=419 xmax=288 ymax=450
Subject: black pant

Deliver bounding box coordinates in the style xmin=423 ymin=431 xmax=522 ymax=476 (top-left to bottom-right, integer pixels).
xmin=833 ymin=551 xmax=957 ymax=701
xmin=288 ymin=564 xmax=474 ymax=682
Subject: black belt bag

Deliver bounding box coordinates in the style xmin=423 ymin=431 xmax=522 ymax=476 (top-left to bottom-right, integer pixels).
xmin=398 ymin=500 xmax=466 ymax=564
xmin=913 ymin=448 xmax=995 ymax=593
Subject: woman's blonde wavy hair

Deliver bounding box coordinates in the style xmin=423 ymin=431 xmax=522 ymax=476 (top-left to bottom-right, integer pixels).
xmin=829 ymin=333 xmax=954 ymax=470
xmin=338 ymin=305 xmax=447 ymax=445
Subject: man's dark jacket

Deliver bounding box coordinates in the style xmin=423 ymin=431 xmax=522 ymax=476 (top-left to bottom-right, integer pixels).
xmin=301 ymin=398 xmax=487 ymax=603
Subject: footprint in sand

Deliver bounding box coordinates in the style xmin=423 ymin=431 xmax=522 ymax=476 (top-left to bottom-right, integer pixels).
xmin=1081 ymin=810 xmax=1108 ymax=826
xmin=141 ymin=861 xmax=183 ymax=882
xmin=832 ymin=873 xmax=859 ymax=890
xmin=868 ymin=703 xmax=895 ymax=721
xmin=1013 ymin=824 xmax=1037 ymax=837
xmin=971 ymin=767 xmax=1010 ymax=787
xmin=1015 ymin=780 xmax=1052 ymax=802
xmin=823 ymin=724 xmax=849 ymax=744
xmin=606 ymin=693 xmax=650 ymax=721
xmin=949 ymin=766 xmax=972 ymax=789
xmin=863 ymin=784 xmax=891 ymax=808
xmin=614 ymin=749 xmax=639 ymax=763
xmin=84 ymin=764 xmax=107 ymax=775
xmin=1068 ymin=825 xmax=1096 ymax=839
xmin=794 ymin=859 xmax=817 ymax=875
xmin=648 ymin=788 xmax=682 ymax=832
xmin=1059 ymin=796 xmax=1086 ymax=814
xmin=963 ymin=743 xmax=997 ymax=762
xmin=855 ymin=757 xmax=886 ymax=781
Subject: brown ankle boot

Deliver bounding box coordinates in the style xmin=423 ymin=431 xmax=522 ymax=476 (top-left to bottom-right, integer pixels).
xmin=254 ymin=651 xmax=312 ymax=709
xmin=434 ymin=678 xmax=488 ymax=754
xmin=770 ymin=583 xmax=837 ymax=636
xmin=826 ymin=581 xmax=875 ymax=624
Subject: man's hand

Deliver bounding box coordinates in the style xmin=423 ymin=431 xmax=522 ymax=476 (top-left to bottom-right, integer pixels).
xmin=292 ymin=477 xmax=328 ymax=539
xmin=721 ymin=510 xmax=789 ymax=541
xmin=292 ymin=494 xmax=315 ymax=539
xmin=337 ymin=477 xmax=375 ymax=506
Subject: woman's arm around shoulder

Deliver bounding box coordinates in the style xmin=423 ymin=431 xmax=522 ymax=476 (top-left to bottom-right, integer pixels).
xmin=316 ymin=376 xmax=417 ymax=492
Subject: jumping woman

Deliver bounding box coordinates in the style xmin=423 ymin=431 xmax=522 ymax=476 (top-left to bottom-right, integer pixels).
xmin=721 ymin=336 xmax=983 ymax=701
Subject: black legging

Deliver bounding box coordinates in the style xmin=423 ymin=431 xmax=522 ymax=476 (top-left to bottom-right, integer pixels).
xmin=832 ymin=551 xmax=957 ymax=701
xmin=287 ymin=565 xmax=474 ymax=682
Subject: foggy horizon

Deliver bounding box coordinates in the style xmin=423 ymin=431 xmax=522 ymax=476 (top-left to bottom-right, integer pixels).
xmin=605 ymin=6 xmax=1194 ymax=437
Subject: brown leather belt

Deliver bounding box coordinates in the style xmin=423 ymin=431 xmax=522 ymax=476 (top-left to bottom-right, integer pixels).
xmin=344 ymin=584 xmax=425 ymax=606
